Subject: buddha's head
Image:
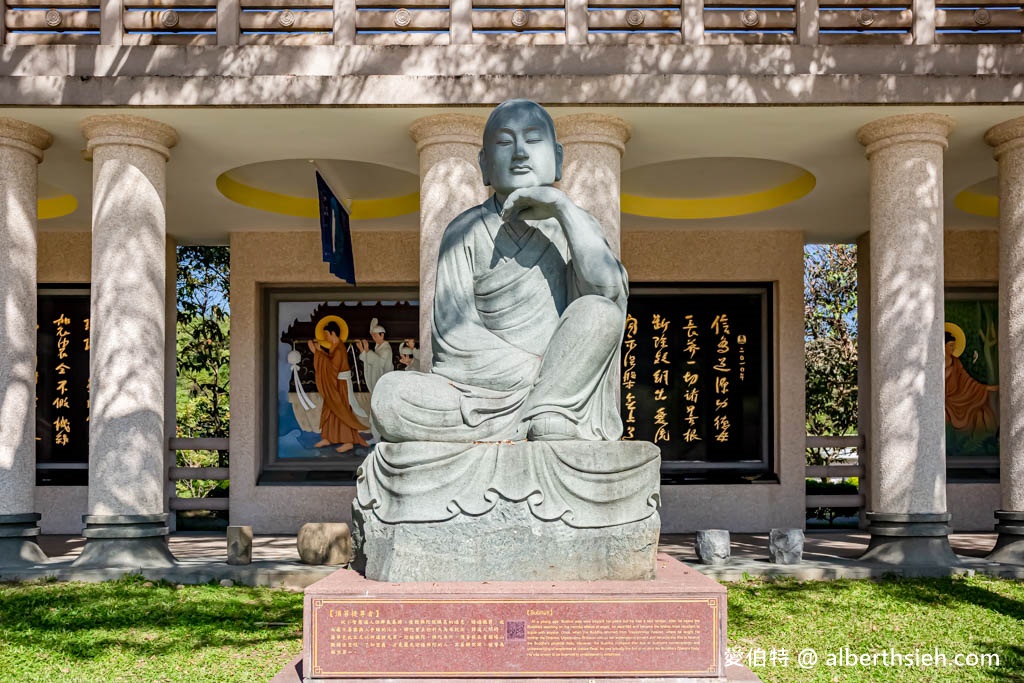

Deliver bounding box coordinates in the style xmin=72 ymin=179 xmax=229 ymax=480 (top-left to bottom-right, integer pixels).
xmin=479 ymin=99 xmax=563 ymax=200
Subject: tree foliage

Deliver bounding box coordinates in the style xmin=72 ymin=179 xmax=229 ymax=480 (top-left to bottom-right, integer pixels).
xmin=804 ymin=244 xmax=858 ymax=466
xmin=175 ymin=246 xmax=230 ymax=500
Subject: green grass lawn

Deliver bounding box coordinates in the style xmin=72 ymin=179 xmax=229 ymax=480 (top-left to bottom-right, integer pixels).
xmin=0 ymin=575 xmax=1021 ymax=682
xmin=729 ymin=575 xmax=1024 ymax=682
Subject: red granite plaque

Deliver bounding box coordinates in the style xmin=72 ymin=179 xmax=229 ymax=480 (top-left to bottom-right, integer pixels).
xmin=303 ymin=554 xmax=726 ymax=680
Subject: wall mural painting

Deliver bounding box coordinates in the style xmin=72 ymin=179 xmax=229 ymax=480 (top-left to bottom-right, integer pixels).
xmin=275 ymin=299 xmax=419 ymax=464
xmin=944 ymin=296 xmax=999 ymax=460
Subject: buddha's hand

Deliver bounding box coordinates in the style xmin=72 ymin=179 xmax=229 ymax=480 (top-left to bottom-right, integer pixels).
xmin=501 ymin=186 xmax=572 ymax=224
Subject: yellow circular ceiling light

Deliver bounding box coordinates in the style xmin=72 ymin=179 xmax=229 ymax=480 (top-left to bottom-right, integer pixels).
xmin=217 ymin=158 xmax=419 ymax=220
xmin=37 ymin=180 xmax=78 ymax=220
xmin=621 ymin=157 xmax=816 ymax=220
xmin=955 ymin=177 xmax=998 ymax=219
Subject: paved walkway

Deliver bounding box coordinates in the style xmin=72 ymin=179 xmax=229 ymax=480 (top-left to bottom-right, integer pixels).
xmin=0 ymin=530 xmax=1016 ymax=586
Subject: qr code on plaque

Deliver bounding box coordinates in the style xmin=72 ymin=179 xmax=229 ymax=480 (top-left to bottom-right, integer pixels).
xmin=506 ymin=620 xmax=526 ymax=641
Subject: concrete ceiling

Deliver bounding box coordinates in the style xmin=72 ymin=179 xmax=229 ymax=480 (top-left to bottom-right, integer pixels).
xmin=8 ymin=103 xmax=1020 ymax=244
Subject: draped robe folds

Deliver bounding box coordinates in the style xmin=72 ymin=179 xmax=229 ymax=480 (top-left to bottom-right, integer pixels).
xmin=314 ymin=342 xmax=369 ymax=446
xmin=945 ymin=357 xmax=998 ymax=435
xmin=372 ymin=195 xmax=628 ymax=442
xmin=360 ymin=341 xmax=393 ymax=393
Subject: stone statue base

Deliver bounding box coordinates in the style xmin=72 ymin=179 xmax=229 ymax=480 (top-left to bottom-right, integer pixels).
xmin=352 ymin=440 xmax=661 ymax=583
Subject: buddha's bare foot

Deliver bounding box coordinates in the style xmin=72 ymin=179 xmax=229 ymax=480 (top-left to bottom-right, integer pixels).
xmin=313 ymin=439 xmax=330 ymax=448
xmin=527 ymin=412 xmax=580 ymax=441
xmin=336 ymin=443 xmax=354 ymax=453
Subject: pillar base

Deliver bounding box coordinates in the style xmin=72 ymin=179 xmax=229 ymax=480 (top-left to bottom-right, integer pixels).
xmin=0 ymin=513 xmax=48 ymax=567
xmin=858 ymin=512 xmax=961 ymax=566
xmin=71 ymin=514 xmax=176 ymax=569
xmin=986 ymin=511 xmax=1024 ymax=565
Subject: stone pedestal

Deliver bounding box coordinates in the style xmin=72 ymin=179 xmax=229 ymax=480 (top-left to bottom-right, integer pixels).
xmin=408 ymin=114 xmax=487 ymax=370
xmin=857 ymin=114 xmax=959 ymax=566
xmin=984 ymin=117 xmax=1024 ymax=565
xmin=73 ymin=115 xmax=178 ymax=569
xmin=0 ymin=118 xmax=52 ymax=568
xmin=987 ymin=511 xmax=1024 ymax=564
xmin=353 ymin=440 xmax=662 ymax=582
xmin=300 ymin=555 xmax=740 ymax=682
xmin=358 ymin=498 xmax=660 ymax=582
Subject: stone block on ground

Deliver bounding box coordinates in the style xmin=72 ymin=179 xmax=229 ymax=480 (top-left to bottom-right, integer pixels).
xmin=695 ymin=529 xmax=731 ymax=565
xmin=298 ymin=523 xmax=352 ymax=566
xmin=768 ymin=528 xmax=804 ymax=564
xmin=227 ymin=525 xmax=253 ymax=565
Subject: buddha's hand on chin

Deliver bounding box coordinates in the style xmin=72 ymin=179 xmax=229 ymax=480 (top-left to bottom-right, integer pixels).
xmin=500 ymin=186 xmax=572 ymax=223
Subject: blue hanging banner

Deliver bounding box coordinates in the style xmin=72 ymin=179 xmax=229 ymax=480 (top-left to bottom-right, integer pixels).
xmin=317 ymin=170 xmax=356 ymax=285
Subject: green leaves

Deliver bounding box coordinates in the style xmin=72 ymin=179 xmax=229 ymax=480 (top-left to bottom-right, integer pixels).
xmin=804 ymin=244 xmax=858 ymax=459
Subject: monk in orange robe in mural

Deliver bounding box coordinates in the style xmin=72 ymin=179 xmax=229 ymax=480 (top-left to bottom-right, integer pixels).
xmin=944 ymin=330 xmax=999 ymax=436
xmin=307 ymin=321 xmax=369 ymax=453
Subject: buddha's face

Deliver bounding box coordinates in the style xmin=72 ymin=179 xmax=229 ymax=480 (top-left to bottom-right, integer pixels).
xmin=480 ymin=101 xmax=563 ymax=199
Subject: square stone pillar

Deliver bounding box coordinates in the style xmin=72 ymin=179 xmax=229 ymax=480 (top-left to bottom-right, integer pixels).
xmin=408 ymin=114 xmax=487 ymax=371
xmin=72 ymin=114 xmax=179 ymax=569
xmin=857 ymin=113 xmax=959 ymax=567
xmin=0 ymin=118 xmax=52 ymax=567
xmin=985 ymin=116 xmax=1024 ymax=565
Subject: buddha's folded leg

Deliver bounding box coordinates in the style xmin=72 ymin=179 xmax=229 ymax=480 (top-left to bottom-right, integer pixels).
xmin=522 ymin=294 xmax=626 ymax=439
xmin=371 ymin=371 xmax=525 ymax=442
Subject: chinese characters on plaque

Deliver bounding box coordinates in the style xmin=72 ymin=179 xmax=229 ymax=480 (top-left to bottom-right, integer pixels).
xmin=36 ymin=290 xmax=91 ymax=484
xmin=621 ymin=287 xmax=771 ymax=477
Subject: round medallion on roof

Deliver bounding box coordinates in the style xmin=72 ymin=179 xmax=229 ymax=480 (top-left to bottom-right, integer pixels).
xmin=394 ymin=8 xmax=412 ymax=27
xmin=216 ymin=158 xmax=419 ymax=220
xmin=954 ymin=176 xmax=998 ymax=218
xmin=621 ymin=157 xmax=816 ymax=220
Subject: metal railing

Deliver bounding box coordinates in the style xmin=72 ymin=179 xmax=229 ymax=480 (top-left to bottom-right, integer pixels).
xmin=168 ymin=436 xmax=230 ymax=513
xmin=4 ymin=0 xmax=1020 ymax=46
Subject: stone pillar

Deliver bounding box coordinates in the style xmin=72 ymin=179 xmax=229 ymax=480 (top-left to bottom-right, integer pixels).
xmin=0 ymin=118 xmax=52 ymax=567
xmin=857 ymin=113 xmax=959 ymax=566
xmin=408 ymin=114 xmax=487 ymax=370
xmin=985 ymin=116 xmax=1024 ymax=564
xmin=554 ymin=114 xmax=632 ymax=256
xmin=73 ymin=115 xmax=178 ymax=569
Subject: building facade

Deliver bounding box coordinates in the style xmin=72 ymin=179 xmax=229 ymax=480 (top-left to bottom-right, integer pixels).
xmin=1 ymin=2 xmax=1023 ymax=566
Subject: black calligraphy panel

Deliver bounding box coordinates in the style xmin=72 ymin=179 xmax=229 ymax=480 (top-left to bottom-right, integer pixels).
xmin=621 ymin=285 xmax=772 ymax=478
xmin=36 ymin=289 xmax=90 ymax=485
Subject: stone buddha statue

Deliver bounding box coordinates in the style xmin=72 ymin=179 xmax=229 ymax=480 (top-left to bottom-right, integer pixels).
xmin=371 ymin=98 xmax=628 ymax=443
xmin=354 ymin=100 xmax=660 ymax=583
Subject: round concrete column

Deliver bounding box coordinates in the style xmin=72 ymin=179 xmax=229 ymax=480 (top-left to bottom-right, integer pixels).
xmin=0 ymin=118 xmax=52 ymax=567
xmin=73 ymin=115 xmax=178 ymax=569
xmin=857 ymin=113 xmax=959 ymax=566
xmin=985 ymin=116 xmax=1024 ymax=565
xmin=554 ymin=114 xmax=632 ymax=256
xmin=409 ymin=114 xmax=487 ymax=371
